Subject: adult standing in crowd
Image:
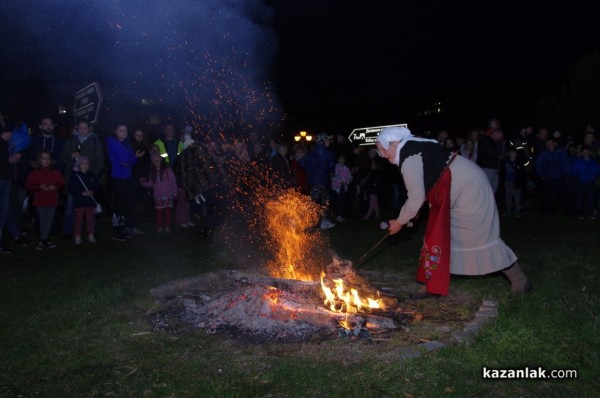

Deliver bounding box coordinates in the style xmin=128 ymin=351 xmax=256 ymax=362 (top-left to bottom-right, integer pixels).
xmin=533 ymin=128 xmax=549 ymax=160
xmin=376 ymin=126 xmax=531 ymax=298
xmin=176 ymin=135 xmax=212 ymax=232
xmin=571 ymin=145 xmax=600 ymax=220
xmin=290 ymin=144 xmax=309 ymax=195
xmin=299 ymin=133 xmax=336 ymax=230
xmin=269 ymin=142 xmax=293 ymax=187
xmin=131 ymin=128 xmax=152 ymax=218
xmin=4 ymin=121 xmax=32 ymax=247
xmin=535 ymin=137 xmax=571 ymax=215
xmin=1 ymin=124 xmax=23 ymax=254
xmin=510 ymin=122 xmax=534 ymax=209
xmin=107 ymin=123 xmax=142 ymax=240
xmin=477 ymin=128 xmax=502 ymax=192
xmin=60 ymin=119 xmax=104 ymax=239
xmin=173 ymin=128 xmax=198 ymax=228
xmin=29 ymin=117 xmax=64 ymax=171
xmin=154 ymin=124 xmax=183 ymax=164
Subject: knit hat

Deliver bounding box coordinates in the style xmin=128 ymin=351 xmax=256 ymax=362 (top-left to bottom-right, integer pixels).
xmin=73 ymin=155 xmax=90 ymax=171
xmin=316 ymin=133 xmax=333 ymax=144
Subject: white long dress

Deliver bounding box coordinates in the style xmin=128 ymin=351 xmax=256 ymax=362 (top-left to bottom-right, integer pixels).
xmin=397 ymin=154 xmax=517 ymax=275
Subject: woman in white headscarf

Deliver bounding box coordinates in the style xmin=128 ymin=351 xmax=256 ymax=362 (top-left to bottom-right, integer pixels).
xmin=376 ymin=126 xmax=531 ymax=298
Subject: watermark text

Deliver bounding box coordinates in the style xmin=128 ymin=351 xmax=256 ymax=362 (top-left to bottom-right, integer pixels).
xmin=482 ymin=367 xmax=577 ymax=379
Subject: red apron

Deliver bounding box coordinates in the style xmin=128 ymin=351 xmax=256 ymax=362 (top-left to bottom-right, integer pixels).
xmin=417 ymin=168 xmax=452 ymax=296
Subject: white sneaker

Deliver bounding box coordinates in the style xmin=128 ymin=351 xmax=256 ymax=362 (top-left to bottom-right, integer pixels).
xmin=126 ymin=227 xmax=144 ymax=236
xmin=74 ymin=237 xmax=82 ymax=245
xmin=180 ymin=223 xmax=189 ymax=228
xmin=335 ymin=216 xmax=346 ymax=223
xmin=88 ymin=235 xmax=96 ymax=243
xmin=320 ymin=220 xmax=336 ymax=230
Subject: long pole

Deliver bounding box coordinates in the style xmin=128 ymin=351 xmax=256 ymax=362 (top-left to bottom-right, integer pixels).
xmin=356 ymin=233 xmax=390 ymax=265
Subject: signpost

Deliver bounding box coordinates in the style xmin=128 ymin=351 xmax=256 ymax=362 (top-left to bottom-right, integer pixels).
xmin=74 ymin=82 xmax=103 ymax=125
xmin=348 ymin=123 xmax=408 ymax=146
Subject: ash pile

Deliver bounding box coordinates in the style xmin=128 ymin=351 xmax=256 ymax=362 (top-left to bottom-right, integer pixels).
xmin=149 ymin=258 xmax=414 ymax=341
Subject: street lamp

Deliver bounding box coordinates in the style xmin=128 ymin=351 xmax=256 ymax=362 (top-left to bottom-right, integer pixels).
xmin=294 ymin=131 xmax=313 ymax=142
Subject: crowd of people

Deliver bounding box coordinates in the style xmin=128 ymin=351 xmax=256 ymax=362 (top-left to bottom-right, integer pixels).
xmin=1 ymin=116 xmax=221 ymax=253
xmin=1 ymin=112 xmax=599 ymax=255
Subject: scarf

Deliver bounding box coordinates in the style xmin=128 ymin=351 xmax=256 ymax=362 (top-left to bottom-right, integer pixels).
xmin=376 ymin=126 xmax=437 ymax=165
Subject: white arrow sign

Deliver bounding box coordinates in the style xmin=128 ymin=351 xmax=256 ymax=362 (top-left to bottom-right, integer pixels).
xmin=74 ymin=82 xmax=103 ymax=124
xmin=348 ymin=123 xmax=408 ymax=146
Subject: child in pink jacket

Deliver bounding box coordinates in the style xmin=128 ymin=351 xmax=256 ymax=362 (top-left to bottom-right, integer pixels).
xmin=330 ymin=154 xmax=353 ymax=222
xmin=140 ymin=153 xmax=178 ymax=233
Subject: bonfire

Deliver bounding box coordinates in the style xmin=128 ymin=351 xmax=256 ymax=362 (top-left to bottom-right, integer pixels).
xmin=150 ymin=188 xmax=409 ymax=340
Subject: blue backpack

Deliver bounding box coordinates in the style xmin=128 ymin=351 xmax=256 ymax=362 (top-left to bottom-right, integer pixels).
xmin=9 ymin=123 xmax=31 ymax=154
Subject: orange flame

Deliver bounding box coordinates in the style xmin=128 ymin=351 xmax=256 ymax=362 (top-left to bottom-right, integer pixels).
xmin=320 ymin=271 xmax=385 ymax=314
xmin=264 ymin=189 xmax=321 ymax=281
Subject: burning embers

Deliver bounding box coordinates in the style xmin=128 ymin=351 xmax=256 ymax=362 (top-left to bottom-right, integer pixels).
xmin=150 ymin=191 xmax=409 ymax=341
xmin=320 ymin=259 xmax=382 ymax=318
xmin=149 ymin=176 xmax=475 ymax=341
xmin=149 ymin=258 xmax=409 ymax=341
xmin=319 ymin=258 xmax=401 ymax=337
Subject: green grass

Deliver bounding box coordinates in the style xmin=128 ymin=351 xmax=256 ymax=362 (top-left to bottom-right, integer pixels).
xmin=1 ymin=210 xmax=599 ymax=397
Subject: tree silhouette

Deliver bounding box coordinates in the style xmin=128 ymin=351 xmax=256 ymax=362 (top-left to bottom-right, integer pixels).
xmin=535 ymin=50 xmax=600 ymax=138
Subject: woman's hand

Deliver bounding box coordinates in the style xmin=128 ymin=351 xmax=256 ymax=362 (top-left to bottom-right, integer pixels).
xmin=387 ymin=219 xmax=403 ymax=235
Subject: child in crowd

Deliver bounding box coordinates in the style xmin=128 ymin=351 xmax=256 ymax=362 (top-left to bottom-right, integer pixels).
xmin=504 ymin=147 xmax=525 ymax=216
xmin=25 ymin=150 xmax=65 ymax=249
xmin=331 ymin=154 xmax=352 ymax=222
xmin=140 ymin=153 xmax=178 ymax=233
xmin=68 ymin=156 xmax=101 ymax=244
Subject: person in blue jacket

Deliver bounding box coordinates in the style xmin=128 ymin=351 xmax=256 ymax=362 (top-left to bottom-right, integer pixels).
xmin=107 ymin=123 xmax=142 ymax=240
xmin=571 ymin=145 xmax=600 ymax=219
xmin=299 ymin=133 xmax=336 ymax=229
xmin=535 ymin=137 xmax=571 ymax=214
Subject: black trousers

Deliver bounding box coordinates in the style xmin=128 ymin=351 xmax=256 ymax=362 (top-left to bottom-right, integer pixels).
xmin=541 ymin=177 xmax=571 ymax=214
xmin=111 ymin=178 xmax=135 ymax=229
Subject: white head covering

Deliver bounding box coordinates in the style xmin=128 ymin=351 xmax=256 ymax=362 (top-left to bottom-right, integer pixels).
xmin=376 ymin=126 xmax=437 ymax=165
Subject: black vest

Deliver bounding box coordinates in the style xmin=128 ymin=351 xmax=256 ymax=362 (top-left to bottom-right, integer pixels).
xmin=399 ymin=141 xmax=452 ymax=191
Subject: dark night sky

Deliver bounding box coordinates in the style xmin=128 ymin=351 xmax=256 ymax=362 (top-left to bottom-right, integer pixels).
xmin=272 ymin=1 xmax=600 ymax=133
xmin=1 ymin=1 xmax=599 ymax=136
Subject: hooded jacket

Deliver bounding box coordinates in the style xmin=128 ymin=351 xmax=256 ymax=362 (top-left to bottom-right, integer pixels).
xmin=29 ymin=133 xmax=65 ymax=168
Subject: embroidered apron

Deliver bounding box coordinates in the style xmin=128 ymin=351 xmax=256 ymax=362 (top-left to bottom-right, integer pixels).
xmin=417 ymin=167 xmax=452 ymax=296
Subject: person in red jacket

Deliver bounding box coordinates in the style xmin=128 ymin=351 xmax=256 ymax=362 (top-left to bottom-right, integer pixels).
xmin=25 ymin=150 xmax=65 ymax=249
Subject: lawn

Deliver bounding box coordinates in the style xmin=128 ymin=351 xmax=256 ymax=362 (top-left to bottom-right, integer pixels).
xmin=1 ymin=210 xmax=598 ymax=397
